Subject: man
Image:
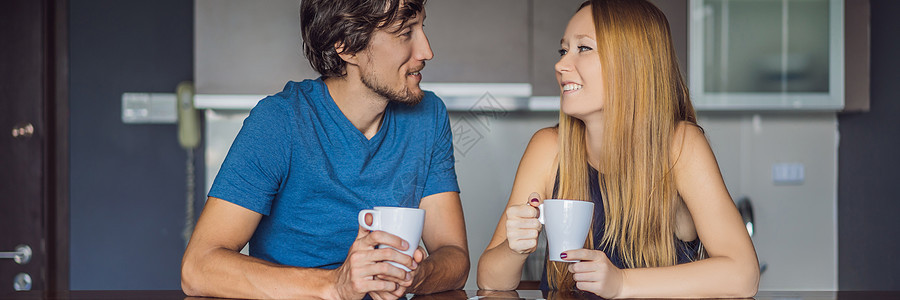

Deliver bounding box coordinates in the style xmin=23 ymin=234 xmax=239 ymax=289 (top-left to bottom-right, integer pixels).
xmin=180 ymin=0 xmax=469 ymax=298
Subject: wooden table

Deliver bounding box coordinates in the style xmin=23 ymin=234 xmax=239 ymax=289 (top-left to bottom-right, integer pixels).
xmin=4 ymin=290 xmax=899 ymax=299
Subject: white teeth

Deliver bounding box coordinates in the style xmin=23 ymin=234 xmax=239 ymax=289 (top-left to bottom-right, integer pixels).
xmin=408 ymin=71 xmax=420 ymax=76
xmin=563 ymin=83 xmax=583 ymax=91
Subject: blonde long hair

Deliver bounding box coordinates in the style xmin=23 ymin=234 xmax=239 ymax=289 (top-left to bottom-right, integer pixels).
xmin=548 ymin=0 xmax=698 ymax=290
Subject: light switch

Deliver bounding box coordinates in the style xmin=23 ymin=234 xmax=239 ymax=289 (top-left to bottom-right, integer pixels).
xmin=122 ymin=93 xmax=177 ymax=124
xmin=772 ymin=163 xmax=804 ymax=185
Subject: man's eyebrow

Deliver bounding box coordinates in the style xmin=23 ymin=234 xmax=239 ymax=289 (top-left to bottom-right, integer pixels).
xmin=404 ymin=20 xmax=420 ymax=28
xmin=387 ymin=18 xmax=417 ymax=32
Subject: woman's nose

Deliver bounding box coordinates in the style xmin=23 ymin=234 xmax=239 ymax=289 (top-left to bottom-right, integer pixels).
xmin=555 ymin=55 xmax=572 ymax=74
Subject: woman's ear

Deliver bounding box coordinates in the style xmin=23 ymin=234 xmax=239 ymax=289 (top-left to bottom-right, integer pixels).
xmin=335 ymin=41 xmax=358 ymax=65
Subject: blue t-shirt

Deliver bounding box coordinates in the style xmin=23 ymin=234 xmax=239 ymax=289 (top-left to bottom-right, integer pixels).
xmin=208 ymin=78 xmax=460 ymax=269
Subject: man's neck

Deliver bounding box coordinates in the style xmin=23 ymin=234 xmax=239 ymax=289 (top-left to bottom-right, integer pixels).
xmin=323 ymin=76 xmax=389 ymax=140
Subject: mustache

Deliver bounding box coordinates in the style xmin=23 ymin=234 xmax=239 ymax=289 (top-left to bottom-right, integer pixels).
xmin=409 ymin=62 xmax=426 ymax=73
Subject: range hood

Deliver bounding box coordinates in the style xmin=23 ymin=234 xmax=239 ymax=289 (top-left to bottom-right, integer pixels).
xmin=194 ymin=83 xmax=561 ymax=112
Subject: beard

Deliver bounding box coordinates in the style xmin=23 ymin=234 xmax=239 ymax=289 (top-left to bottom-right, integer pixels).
xmin=360 ymin=67 xmax=425 ymax=106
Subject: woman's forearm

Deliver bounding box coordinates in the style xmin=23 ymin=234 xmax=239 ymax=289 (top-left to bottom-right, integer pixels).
xmin=476 ymin=239 xmax=532 ymax=290
xmin=617 ymin=256 xmax=759 ymax=299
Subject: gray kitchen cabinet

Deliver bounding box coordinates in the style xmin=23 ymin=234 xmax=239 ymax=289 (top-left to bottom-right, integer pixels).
xmin=531 ymin=0 xmax=589 ymax=97
xmin=195 ymin=0 xmax=316 ymax=95
xmin=194 ymin=1 xmax=696 ymax=106
xmin=196 ymin=0 xmax=532 ymax=92
xmin=424 ymin=0 xmax=530 ymax=83
xmin=195 ymin=0 xmax=533 ymax=105
xmin=649 ymin=0 xmax=690 ymax=77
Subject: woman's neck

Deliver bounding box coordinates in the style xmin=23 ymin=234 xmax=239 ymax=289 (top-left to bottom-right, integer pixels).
xmin=582 ymin=115 xmax=604 ymax=169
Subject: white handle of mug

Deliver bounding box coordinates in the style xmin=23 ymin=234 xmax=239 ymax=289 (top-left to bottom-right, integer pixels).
xmin=358 ymin=209 xmax=380 ymax=231
xmin=537 ymin=203 xmax=545 ymax=225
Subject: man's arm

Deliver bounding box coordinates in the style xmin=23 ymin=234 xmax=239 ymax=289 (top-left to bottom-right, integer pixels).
xmin=181 ymin=197 xmax=336 ymax=298
xmin=409 ymin=191 xmax=470 ymax=294
xmin=182 ymin=197 xmax=416 ymax=299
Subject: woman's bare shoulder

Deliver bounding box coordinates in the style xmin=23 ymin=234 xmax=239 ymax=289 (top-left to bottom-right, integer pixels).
xmin=531 ymin=126 xmax=559 ymax=147
xmin=671 ymin=121 xmax=708 ymax=164
xmin=516 ymin=126 xmax=559 ymax=197
xmin=523 ymin=127 xmax=559 ymax=164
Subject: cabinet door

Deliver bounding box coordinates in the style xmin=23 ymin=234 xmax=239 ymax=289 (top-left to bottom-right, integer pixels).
xmin=424 ymin=0 xmax=530 ymax=83
xmin=195 ymin=0 xmax=531 ymax=93
xmin=689 ymin=0 xmax=844 ymax=110
xmin=649 ymin=0 xmax=689 ymax=77
xmin=195 ymin=0 xmax=318 ymax=94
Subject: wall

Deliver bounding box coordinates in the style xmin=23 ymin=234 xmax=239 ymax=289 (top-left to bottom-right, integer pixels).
xmin=68 ymin=0 xmax=197 ymax=290
xmin=837 ymin=0 xmax=900 ymax=290
xmin=700 ymin=113 xmax=838 ymax=290
xmin=449 ymin=111 xmax=558 ymax=289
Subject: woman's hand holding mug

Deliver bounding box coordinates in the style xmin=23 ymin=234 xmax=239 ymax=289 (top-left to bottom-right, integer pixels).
xmin=505 ymin=192 xmax=543 ymax=254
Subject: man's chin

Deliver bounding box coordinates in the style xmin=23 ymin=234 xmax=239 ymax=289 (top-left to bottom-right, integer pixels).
xmin=394 ymin=92 xmax=424 ymax=106
xmin=390 ymin=86 xmax=424 ymax=106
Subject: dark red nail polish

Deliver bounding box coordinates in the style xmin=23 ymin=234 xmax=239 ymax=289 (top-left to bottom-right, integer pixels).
xmin=531 ymin=198 xmax=539 ymax=203
xmin=560 ymin=252 xmax=567 ymax=259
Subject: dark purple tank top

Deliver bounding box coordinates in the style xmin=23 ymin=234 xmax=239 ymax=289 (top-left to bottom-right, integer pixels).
xmin=539 ymin=166 xmax=700 ymax=290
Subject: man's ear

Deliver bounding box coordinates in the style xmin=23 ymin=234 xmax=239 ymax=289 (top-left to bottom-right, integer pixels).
xmin=335 ymin=41 xmax=358 ymax=65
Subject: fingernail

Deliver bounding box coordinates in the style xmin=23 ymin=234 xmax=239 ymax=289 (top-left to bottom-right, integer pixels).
xmin=412 ymin=260 xmax=418 ymax=269
xmin=560 ymin=252 xmax=567 ymax=259
xmin=406 ymin=273 xmax=412 ymax=281
xmin=531 ymin=198 xmax=539 ymax=203
xmin=401 ymin=240 xmax=409 ymax=249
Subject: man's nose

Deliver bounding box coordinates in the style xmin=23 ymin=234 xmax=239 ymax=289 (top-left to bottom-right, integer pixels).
xmin=417 ymin=33 xmax=434 ymax=61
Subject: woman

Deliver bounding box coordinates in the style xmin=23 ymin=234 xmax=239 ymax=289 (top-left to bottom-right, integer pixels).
xmin=476 ymin=0 xmax=760 ymax=298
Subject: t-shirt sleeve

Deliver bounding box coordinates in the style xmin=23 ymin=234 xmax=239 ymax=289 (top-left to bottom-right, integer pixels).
xmin=208 ymin=98 xmax=292 ymax=215
xmin=422 ymin=98 xmax=461 ymax=197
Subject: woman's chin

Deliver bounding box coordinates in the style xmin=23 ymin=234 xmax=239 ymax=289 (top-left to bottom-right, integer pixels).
xmin=560 ymin=105 xmax=594 ymax=121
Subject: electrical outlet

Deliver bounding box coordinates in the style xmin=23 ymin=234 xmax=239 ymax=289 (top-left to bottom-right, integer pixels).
xmin=772 ymin=163 xmax=805 ymax=185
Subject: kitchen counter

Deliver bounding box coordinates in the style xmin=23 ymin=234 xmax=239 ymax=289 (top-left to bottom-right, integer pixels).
xmin=5 ymin=290 xmax=899 ymax=300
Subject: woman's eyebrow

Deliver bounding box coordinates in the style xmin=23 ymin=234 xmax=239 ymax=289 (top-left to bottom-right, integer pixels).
xmin=560 ymin=34 xmax=594 ymax=45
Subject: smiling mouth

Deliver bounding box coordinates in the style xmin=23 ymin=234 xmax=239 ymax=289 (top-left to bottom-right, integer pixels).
xmin=408 ymin=63 xmax=426 ymax=77
xmin=562 ymin=83 xmax=583 ymax=92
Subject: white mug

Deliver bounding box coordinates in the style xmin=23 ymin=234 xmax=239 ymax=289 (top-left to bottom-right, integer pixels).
xmin=358 ymin=206 xmax=425 ymax=271
xmin=539 ymin=199 xmax=594 ymax=262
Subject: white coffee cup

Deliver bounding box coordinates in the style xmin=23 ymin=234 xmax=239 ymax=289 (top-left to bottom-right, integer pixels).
xmin=539 ymin=199 xmax=594 ymax=262
xmin=358 ymin=206 xmax=425 ymax=271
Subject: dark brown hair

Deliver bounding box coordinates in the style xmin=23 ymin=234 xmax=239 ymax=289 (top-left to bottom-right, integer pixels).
xmin=300 ymin=0 xmax=426 ymax=78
